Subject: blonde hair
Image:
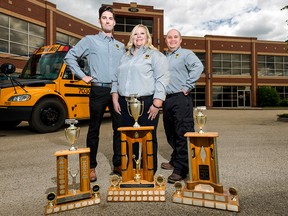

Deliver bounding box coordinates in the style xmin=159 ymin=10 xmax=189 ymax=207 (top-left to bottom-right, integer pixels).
xmin=126 ymin=24 xmax=157 ymax=55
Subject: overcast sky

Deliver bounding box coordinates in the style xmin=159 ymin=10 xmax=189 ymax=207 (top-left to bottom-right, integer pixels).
xmin=48 ymin=0 xmax=288 ymax=42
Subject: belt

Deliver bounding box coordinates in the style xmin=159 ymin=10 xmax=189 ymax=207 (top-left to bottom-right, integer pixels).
xmin=91 ymin=82 xmax=112 ymax=88
xmin=166 ymin=92 xmax=183 ymax=98
xmin=121 ymin=95 xmax=153 ymax=101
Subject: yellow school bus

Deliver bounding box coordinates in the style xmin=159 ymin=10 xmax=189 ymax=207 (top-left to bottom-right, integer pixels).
xmin=0 ymin=44 xmax=91 ymax=133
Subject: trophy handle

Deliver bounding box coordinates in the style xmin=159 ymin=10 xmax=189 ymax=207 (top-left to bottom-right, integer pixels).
xmin=140 ymin=101 xmax=144 ymax=116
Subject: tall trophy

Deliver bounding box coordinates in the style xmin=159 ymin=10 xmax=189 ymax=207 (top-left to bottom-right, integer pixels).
xmin=45 ymin=120 xmax=100 ymax=215
xmin=194 ymin=106 xmax=207 ymax=133
xmin=65 ymin=119 xmax=80 ymax=151
xmin=126 ymin=94 xmax=144 ymax=128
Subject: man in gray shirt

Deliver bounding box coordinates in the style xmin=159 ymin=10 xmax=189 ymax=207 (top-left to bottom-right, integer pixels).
xmin=162 ymin=29 xmax=204 ymax=183
xmin=64 ymin=5 xmax=125 ymax=182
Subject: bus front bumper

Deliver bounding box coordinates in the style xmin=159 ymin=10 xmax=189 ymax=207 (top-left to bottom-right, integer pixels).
xmin=0 ymin=106 xmax=32 ymax=122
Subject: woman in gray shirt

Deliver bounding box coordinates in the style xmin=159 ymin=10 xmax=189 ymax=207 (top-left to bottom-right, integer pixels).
xmin=111 ymin=24 xmax=170 ymax=173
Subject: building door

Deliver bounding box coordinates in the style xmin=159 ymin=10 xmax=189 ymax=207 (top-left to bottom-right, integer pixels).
xmin=237 ymin=90 xmax=251 ymax=107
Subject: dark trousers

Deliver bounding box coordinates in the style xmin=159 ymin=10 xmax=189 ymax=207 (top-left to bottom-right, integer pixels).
xmin=163 ymin=93 xmax=195 ymax=178
xmin=119 ymin=95 xmax=159 ymax=173
xmin=87 ymin=86 xmax=122 ymax=169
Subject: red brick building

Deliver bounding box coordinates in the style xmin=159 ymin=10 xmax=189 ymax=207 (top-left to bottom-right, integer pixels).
xmin=1 ymin=0 xmax=288 ymax=107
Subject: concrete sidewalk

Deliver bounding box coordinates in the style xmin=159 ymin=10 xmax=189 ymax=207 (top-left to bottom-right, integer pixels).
xmin=0 ymin=109 xmax=287 ymax=215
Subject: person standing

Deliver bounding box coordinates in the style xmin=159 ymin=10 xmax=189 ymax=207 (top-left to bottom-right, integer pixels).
xmin=111 ymin=24 xmax=169 ymax=174
xmin=64 ymin=6 xmax=125 ymax=182
xmin=162 ymin=29 xmax=204 ymax=183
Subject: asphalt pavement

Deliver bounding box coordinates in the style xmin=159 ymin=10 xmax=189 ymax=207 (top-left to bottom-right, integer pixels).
xmin=0 ymin=109 xmax=287 ymax=216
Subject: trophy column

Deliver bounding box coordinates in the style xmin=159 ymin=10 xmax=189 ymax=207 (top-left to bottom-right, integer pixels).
xmin=120 ymin=126 xmax=154 ymax=182
xmin=107 ymin=126 xmax=166 ymax=202
xmin=172 ymin=132 xmax=240 ymax=212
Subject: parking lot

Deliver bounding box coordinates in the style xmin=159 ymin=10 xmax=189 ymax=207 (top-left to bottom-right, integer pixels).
xmin=0 ymin=109 xmax=287 ymax=215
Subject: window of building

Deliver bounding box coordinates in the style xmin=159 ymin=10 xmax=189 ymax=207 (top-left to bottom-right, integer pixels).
xmin=212 ymin=53 xmax=251 ymax=75
xmin=0 ymin=13 xmax=45 ymax=57
xmin=191 ymin=86 xmax=206 ymax=107
xmin=115 ymin=16 xmax=153 ymax=33
xmin=195 ymin=52 xmax=206 ymax=74
xmin=257 ymin=55 xmax=288 ymax=76
xmin=56 ymin=32 xmax=80 ymax=46
xmin=272 ymin=86 xmax=288 ymax=100
xmin=212 ymin=86 xmax=251 ymax=107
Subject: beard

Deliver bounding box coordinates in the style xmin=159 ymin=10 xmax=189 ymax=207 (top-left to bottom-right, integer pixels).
xmin=101 ymin=22 xmax=114 ymax=34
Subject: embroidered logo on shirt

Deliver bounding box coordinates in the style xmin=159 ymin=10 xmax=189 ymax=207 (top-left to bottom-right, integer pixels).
xmin=116 ymin=44 xmax=119 ymax=49
xmin=176 ymin=54 xmax=179 ymax=58
xmin=144 ymin=54 xmax=150 ymax=59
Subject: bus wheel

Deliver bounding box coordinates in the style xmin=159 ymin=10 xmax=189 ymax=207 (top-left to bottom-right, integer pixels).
xmin=29 ymin=98 xmax=67 ymax=133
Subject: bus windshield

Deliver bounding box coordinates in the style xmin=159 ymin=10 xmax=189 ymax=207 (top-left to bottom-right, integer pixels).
xmin=20 ymin=52 xmax=66 ymax=80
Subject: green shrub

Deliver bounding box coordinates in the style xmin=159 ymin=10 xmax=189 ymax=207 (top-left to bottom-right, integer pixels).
xmin=277 ymin=113 xmax=288 ymax=118
xmin=279 ymin=98 xmax=288 ymax=107
xmin=257 ymin=86 xmax=280 ymax=107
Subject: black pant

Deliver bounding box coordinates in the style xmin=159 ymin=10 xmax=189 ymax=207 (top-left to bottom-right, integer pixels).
xmin=87 ymin=86 xmax=122 ymax=169
xmin=119 ymin=95 xmax=159 ymax=174
xmin=163 ymin=93 xmax=194 ymax=178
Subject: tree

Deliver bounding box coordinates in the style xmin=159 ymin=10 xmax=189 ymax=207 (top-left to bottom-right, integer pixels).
xmin=281 ymin=5 xmax=288 ymax=42
xmin=257 ymin=86 xmax=280 ymax=107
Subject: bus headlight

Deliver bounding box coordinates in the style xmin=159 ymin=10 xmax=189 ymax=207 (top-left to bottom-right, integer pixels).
xmin=8 ymin=94 xmax=31 ymax=102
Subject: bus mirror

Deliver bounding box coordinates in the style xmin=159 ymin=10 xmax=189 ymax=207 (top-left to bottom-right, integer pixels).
xmin=0 ymin=63 xmax=16 ymax=75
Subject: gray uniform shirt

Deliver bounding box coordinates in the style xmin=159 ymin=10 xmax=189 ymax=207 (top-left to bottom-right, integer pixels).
xmin=111 ymin=46 xmax=170 ymax=101
xmin=165 ymin=47 xmax=204 ymax=94
xmin=64 ymin=31 xmax=125 ymax=83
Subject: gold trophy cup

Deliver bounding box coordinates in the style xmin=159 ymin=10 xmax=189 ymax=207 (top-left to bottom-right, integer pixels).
xmin=194 ymin=106 xmax=207 ymax=134
xmin=126 ymin=94 xmax=144 ymax=128
xmin=65 ymin=119 xmax=80 ymax=151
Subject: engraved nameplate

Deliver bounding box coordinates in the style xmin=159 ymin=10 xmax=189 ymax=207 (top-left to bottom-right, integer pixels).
xmin=120 ymin=184 xmax=154 ymax=188
xmin=199 ymin=165 xmax=210 ymax=180
xmin=56 ymin=192 xmax=91 ymax=204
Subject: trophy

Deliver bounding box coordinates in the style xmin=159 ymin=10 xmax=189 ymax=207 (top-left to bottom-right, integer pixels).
xmin=174 ymin=181 xmax=183 ymax=195
xmin=133 ymin=142 xmax=142 ymax=182
xmin=194 ymin=106 xmax=207 ymax=134
xmin=46 ymin=192 xmax=56 ymax=207
xmin=133 ymin=154 xmax=141 ymax=182
xmin=69 ymin=168 xmax=79 ymax=195
xmin=126 ymin=94 xmax=144 ymax=128
xmin=229 ymin=187 xmax=238 ymax=201
xmin=155 ymin=174 xmax=165 ymax=188
xmin=110 ymin=175 xmax=121 ymax=189
xmin=65 ymin=119 xmax=80 ymax=151
xmin=92 ymin=185 xmax=100 ymax=198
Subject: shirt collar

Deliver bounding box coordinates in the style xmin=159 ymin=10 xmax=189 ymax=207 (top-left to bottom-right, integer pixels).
xmin=99 ymin=31 xmax=114 ymax=41
xmin=167 ymin=47 xmax=181 ymax=56
xmin=130 ymin=45 xmax=149 ymax=55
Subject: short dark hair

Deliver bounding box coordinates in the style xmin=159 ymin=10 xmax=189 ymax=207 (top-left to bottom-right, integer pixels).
xmin=99 ymin=5 xmax=115 ymax=19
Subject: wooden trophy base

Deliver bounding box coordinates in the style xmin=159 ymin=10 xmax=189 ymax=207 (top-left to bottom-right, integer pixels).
xmin=107 ymin=179 xmax=166 ymax=202
xmin=45 ymin=192 xmax=100 ymax=214
xmin=172 ymin=181 xmax=239 ymax=212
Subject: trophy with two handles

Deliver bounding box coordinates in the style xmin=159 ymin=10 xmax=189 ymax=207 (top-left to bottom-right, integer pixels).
xmin=45 ymin=119 xmax=100 ymax=214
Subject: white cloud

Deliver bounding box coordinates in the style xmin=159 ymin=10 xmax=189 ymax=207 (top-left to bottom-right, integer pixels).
xmin=48 ymin=0 xmax=288 ymax=41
